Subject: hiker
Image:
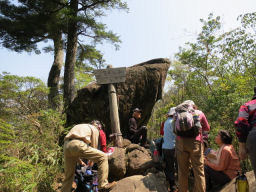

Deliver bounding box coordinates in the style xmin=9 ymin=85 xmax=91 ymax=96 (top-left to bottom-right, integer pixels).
xmin=235 ymin=86 xmax=256 ymax=177
xmin=128 ymin=108 xmax=147 ymax=146
xmin=61 ymin=123 xmax=116 ymax=192
xmin=72 ymin=120 xmax=107 ymax=191
xmin=162 ymin=107 xmax=178 ymax=192
xmin=204 ymin=130 xmax=240 ymax=191
xmin=175 ymin=100 xmax=210 ymax=192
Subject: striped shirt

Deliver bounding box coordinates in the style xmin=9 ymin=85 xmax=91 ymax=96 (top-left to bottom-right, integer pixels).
xmin=235 ymin=99 xmax=256 ymax=142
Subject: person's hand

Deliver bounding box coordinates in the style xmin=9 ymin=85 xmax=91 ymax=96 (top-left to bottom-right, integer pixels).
xmin=80 ymin=161 xmax=86 ymax=167
xmin=88 ymin=160 xmax=94 ymax=167
xmin=239 ymin=142 xmax=247 ymax=160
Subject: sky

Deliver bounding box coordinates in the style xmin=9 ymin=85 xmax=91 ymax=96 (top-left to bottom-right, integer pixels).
xmin=0 ymin=0 xmax=255 ymax=83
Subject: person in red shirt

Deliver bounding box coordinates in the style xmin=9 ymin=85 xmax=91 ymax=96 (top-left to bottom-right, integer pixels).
xmin=160 ymin=113 xmax=168 ymax=136
xmin=91 ymin=120 xmax=107 ymax=153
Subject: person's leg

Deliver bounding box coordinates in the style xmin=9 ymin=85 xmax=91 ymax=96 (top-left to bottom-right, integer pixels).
xmin=131 ymin=132 xmax=141 ymax=144
xmin=61 ymin=141 xmax=79 ymax=192
xmin=204 ymin=165 xmax=230 ymax=191
xmin=204 ymin=165 xmax=212 ymax=191
xmin=189 ymin=139 xmax=205 ymax=192
xmin=176 ymin=139 xmax=190 ymax=192
xmin=77 ymin=140 xmax=109 ymax=189
xmin=247 ymin=130 xmax=256 ymax=177
xmin=163 ymin=149 xmax=177 ymax=190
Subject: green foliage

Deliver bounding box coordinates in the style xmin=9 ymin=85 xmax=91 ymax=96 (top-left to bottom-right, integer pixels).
xmin=0 ymin=0 xmax=65 ymax=53
xmin=148 ymin=13 xmax=256 ymax=172
xmin=0 ymin=73 xmax=65 ymax=191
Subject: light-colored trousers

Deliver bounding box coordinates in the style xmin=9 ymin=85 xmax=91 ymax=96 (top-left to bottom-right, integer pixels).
xmin=61 ymin=139 xmax=109 ymax=192
xmin=176 ymin=137 xmax=206 ymax=192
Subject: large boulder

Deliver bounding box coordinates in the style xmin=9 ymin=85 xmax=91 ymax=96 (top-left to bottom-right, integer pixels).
xmin=108 ymin=143 xmax=154 ymax=180
xmin=126 ymin=144 xmax=153 ymax=176
xmin=66 ymin=58 xmax=170 ymax=136
xmin=110 ymin=172 xmax=168 ymax=192
xmin=108 ymin=147 xmax=127 ymax=180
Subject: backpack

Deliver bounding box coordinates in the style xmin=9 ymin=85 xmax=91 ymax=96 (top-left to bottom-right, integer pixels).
xmin=74 ymin=166 xmax=98 ymax=192
xmin=173 ymin=103 xmax=202 ymax=137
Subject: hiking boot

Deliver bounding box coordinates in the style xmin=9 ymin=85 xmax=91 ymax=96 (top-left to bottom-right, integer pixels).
xmin=98 ymin=181 xmax=117 ymax=192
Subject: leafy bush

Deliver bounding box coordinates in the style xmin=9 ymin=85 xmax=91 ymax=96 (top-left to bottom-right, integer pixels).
xmin=0 ymin=73 xmax=65 ymax=191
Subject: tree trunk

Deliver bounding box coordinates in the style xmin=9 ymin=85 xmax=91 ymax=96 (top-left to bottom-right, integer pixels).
xmin=64 ymin=0 xmax=78 ymax=108
xmin=47 ymin=31 xmax=63 ymax=109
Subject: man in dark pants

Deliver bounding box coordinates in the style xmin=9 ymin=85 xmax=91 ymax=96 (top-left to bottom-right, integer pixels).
xmin=128 ymin=108 xmax=147 ymax=146
xmin=162 ymin=107 xmax=178 ymax=192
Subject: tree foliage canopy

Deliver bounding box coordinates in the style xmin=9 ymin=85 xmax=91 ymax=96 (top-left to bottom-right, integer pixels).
xmin=148 ymin=13 xmax=256 ymax=153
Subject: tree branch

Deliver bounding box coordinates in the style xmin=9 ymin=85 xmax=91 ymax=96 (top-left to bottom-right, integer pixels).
xmin=78 ymin=0 xmax=112 ymax=11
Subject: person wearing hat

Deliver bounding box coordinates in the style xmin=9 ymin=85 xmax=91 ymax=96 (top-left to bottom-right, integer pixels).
xmin=61 ymin=123 xmax=116 ymax=192
xmin=162 ymin=107 xmax=178 ymax=192
xmin=175 ymin=100 xmax=210 ymax=192
xmin=235 ymin=86 xmax=256 ymax=177
xmin=128 ymin=108 xmax=148 ymax=146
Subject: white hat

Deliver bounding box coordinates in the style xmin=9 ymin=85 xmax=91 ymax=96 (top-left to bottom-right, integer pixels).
xmin=167 ymin=107 xmax=176 ymax=116
xmin=183 ymin=100 xmax=195 ymax=106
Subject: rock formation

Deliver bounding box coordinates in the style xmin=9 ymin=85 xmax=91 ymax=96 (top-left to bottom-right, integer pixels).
xmin=110 ymin=173 xmax=168 ymax=192
xmin=66 ymin=58 xmax=170 ymax=137
xmin=108 ymin=140 xmax=154 ymax=180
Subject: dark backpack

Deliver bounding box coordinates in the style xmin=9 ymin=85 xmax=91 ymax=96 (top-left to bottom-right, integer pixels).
xmin=74 ymin=166 xmax=98 ymax=192
xmin=173 ymin=103 xmax=202 ymax=137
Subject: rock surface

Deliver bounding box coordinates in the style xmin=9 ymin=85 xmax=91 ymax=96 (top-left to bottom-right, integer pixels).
xmin=110 ymin=172 xmax=168 ymax=192
xmin=126 ymin=144 xmax=153 ymax=176
xmin=66 ymin=58 xmax=171 ymax=137
xmin=220 ymin=171 xmax=256 ymax=192
xmin=108 ymin=143 xmax=153 ymax=180
xmin=108 ymin=147 xmax=127 ymax=180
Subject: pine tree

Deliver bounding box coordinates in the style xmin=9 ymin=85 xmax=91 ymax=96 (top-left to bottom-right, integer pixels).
xmin=0 ymin=0 xmax=66 ymax=109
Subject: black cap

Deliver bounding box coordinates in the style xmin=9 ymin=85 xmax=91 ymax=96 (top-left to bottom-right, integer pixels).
xmin=133 ymin=108 xmax=142 ymax=113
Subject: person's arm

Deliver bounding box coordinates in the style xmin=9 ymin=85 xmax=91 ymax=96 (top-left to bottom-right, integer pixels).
xmin=238 ymin=142 xmax=247 ymax=160
xmin=200 ymin=112 xmax=210 ymax=132
xmin=78 ymin=158 xmax=87 ymax=166
xmin=205 ymin=149 xmax=230 ymax=171
xmin=235 ymin=104 xmax=250 ymax=143
xmin=90 ymin=127 xmax=99 ymax=149
xmin=160 ymin=122 xmax=164 ymax=136
xmin=234 ymin=104 xmax=250 ymax=160
xmin=129 ymin=118 xmax=138 ymax=133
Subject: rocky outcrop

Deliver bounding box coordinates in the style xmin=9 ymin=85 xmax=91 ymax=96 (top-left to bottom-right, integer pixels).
xmin=108 ymin=147 xmax=127 ymax=180
xmin=110 ymin=172 xmax=168 ymax=192
xmin=66 ymin=58 xmax=170 ymax=137
xmin=126 ymin=144 xmax=153 ymax=176
xmin=108 ymin=143 xmax=154 ymax=180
